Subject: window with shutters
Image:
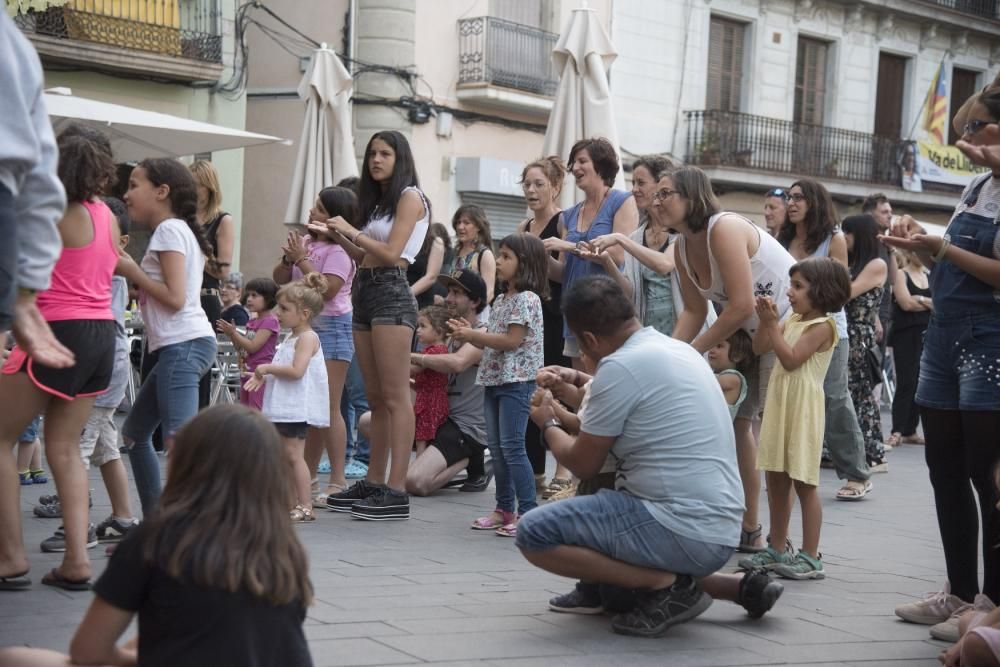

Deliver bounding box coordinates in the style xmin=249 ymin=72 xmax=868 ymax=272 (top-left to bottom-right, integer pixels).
xmin=950 ymin=67 xmax=981 ymax=145
xmin=794 ymin=37 xmax=829 ymax=125
xmin=706 ymin=16 xmax=747 ymax=112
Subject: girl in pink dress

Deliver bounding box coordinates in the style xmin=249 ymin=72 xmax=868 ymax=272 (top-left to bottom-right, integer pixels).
xmin=411 ymin=305 xmax=450 ymax=455
xmin=217 ymin=277 xmax=280 ymax=410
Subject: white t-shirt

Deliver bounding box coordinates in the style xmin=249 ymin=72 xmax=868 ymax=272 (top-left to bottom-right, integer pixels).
xmin=139 ymin=218 xmax=214 ymax=352
xmin=580 ymin=327 xmax=745 ymax=547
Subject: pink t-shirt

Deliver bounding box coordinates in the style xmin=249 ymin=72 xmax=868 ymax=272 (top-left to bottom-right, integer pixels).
xmin=245 ymin=313 xmax=280 ymax=371
xmin=292 ymin=238 xmax=355 ymax=317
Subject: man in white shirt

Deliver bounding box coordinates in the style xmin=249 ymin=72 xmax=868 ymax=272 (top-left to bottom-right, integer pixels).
xmin=518 ymin=275 xmax=783 ymax=637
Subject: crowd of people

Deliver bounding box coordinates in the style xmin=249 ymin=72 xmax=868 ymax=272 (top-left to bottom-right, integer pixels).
xmin=2 ymin=13 xmax=1000 ymax=665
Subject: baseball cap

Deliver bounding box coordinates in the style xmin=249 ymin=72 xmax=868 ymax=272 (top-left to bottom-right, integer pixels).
xmin=437 ymin=269 xmax=487 ymax=305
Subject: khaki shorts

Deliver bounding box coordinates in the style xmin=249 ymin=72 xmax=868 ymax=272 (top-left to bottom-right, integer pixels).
xmin=79 ymin=406 xmax=122 ymax=469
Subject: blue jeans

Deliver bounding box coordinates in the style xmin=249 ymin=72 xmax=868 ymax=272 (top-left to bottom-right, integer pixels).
xmin=122 ymin=336 xmax=216 ymax=514
xmin=484 ymin=381 xmax=537 ymax=515
xmin=516 ymin=489 xmax=733 ymax=577
xmin=341 ymin=354 xmax=369 ymax=464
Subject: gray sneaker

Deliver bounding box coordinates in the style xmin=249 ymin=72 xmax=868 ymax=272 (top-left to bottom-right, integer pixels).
xmin=95 ymin=516 xmax=139 ymax=543
xmin=40 ymin=524 xmax=98 ymax=553
xmin=33 ymin=491 xmax=92 ymax=518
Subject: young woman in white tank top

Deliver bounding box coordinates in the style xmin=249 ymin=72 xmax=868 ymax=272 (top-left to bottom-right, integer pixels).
xmin=314 ymin=131 xmax=429 ymax=521
xmin=661 ymin=167 xmax=796 ymax=554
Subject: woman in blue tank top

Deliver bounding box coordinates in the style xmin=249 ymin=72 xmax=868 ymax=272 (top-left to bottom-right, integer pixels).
xmin=543 ymin=138 xmax=637 ymax=369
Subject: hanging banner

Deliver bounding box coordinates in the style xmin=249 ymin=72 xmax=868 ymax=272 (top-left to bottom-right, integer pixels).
xmin=915 ymin=141 xmax=989 ymax=187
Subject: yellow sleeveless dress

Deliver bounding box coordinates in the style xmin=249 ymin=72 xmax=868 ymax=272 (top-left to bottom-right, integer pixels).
xmin=757 ymin=314 xmax=838 ymax=486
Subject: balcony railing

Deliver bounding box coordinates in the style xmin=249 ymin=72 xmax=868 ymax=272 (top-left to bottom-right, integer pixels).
xmin=458 ymin=16 xmax=559 ymax=97
xmin=920 ymin=0 xmax=999 ymax=20
xmin=684 ymin=110 xmax=908 ymax=187
xmin=13 ymin=0 xmax=222 ymax=64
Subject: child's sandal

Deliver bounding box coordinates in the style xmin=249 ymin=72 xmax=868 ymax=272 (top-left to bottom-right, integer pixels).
xmin=495 ymin=519 xmax=519 ymax=538
xmin=290 ymin=505 xmax=316 ymax=523
xmin=29 ymin=469 xmax=48 ymax=484
xmin=471 ymin=509 xmax=514 ymax=530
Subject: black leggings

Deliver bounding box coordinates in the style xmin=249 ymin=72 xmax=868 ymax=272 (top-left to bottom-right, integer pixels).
xmin=890 ymin=327 xmax=924 ymax=436
xmin=923 ymin=407 xmax=1000 ymax=603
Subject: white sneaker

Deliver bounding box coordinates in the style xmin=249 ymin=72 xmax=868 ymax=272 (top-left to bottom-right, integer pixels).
xmin=895 ymin=583 xmax=968 ymax=625
xmin=929 ymin=594 xmax=996 ymax=642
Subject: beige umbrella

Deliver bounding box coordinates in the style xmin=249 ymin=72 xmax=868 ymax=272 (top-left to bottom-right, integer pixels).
xmin=542 ymin=7 xmax=625 ymax=208
xmin=284 ymin=45 xmax=358 ymax=226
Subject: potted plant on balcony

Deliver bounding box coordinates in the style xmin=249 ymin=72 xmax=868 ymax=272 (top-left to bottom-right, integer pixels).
xmin=696 ymin=132 xmax=722 ymax=166
xmin=734 ymin=147 xmax=754 ymax=167
xmin=823 ymin=157 xmax=840 ymax=178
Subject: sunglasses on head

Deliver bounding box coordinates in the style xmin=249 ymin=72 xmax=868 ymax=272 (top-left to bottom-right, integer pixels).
xmin=766 ymin=188 xmax=787 ymax=199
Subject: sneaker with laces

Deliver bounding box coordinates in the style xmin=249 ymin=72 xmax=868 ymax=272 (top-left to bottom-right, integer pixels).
xmin=895 ymin=583 xmax=968 ymax=625
xmin=549 ymin=582 xmax=604 ymax=615
xmin=41 ymin=524 xmax=98 ymax=553
xmin=34 ymin=500 xmax=63 ymax=519
xmin=610 ymin=575 xmax=713 ymax=637
xmin=326 ymin=479 xmax=381 ymax=513
xmin=773 ymin=551 xmax=825 ymax=580
xmin=738 ymin=568 xmax=785 ymax=619
xmin=350 ymin=487 xmax=410 ymax=521
xmin=95 ymin=516 xmax=139 ymax=543
xmin=344 ymin=460 xmax=368 ymax=479
xmin=929 ymin=594 xmax=996 ymax=642
xmin=737 ymin=546 xmax=794 ymax=571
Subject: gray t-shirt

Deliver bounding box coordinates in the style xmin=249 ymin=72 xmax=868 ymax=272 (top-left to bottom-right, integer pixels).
xmin=580 ymin=327 xmax=744 ymax=547
xmin=446 ymin=320 xmax=486 ymax=445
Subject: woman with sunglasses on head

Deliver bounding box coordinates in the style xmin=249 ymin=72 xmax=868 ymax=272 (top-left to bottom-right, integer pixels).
xmin=763 ymin=189 xmax=788 ymax=238
xmin=778 ymin=180 xmax=872 ymax=501
xmin=885 ymin=87 xmax=1000 ymax=635
xmin=665 ymin=166 xmax=796 ymax=554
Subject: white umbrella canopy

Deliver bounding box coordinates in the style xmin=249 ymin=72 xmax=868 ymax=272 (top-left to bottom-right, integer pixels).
xmin=283 ymin=46 xmax=358 ymax=226
xmin=44 ymin=88 xmax=288 ymax=162
xmin=542 ymin=7 xmax=625 ymax=209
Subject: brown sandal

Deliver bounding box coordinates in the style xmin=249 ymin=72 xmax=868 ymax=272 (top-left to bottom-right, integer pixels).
xmin=290 ymin=505 xmax=316 ymax=522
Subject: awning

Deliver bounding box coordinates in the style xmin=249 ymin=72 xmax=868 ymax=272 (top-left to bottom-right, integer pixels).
xmin=44 ymin=88 xmax=289 ymax=162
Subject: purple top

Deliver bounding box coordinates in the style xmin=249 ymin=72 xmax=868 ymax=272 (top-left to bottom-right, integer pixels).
xmin=245 ymin=313 xmax=280 ymax=371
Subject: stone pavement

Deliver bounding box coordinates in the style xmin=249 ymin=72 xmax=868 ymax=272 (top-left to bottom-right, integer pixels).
xmin=1 ymin=439 xmax=962 ymax=666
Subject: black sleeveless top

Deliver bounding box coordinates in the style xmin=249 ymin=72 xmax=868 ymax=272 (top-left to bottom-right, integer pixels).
xmin=521 ymin=212 xmax=563 ymax=319
xmin=890 ymin=272 xmax=931 ymax=334
xmin=201 ymin=211 xmax=227 ymax=290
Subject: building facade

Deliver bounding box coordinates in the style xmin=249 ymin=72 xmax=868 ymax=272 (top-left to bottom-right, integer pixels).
xmin=611 ymin=0 xmax=1000 ymax=225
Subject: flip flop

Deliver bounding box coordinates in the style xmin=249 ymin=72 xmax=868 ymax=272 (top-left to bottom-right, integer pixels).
xmin=0 ymin=571 xmax=31 ymax=591
xmin=41 ymin=568 xmax=90 ymax=591
xmin=835 ymin=480 xmax=872 ymax=501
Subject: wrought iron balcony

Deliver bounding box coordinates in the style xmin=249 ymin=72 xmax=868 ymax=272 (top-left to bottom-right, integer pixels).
xmin=919 ymin=0 xmax=999 ymax=20
xmin=458 ymin=16 xmax=559 ymax=98
xmin=684 ymin=110 xmax=908 ymax=187
xmin=14 ymin=0 xmax=222 ymax=65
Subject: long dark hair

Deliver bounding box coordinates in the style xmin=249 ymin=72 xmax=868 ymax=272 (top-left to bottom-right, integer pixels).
xmin=777 ymin=179 xmax=838 ymax=254
xmin=143 ymin=405 xmax=313 ymax=606
xmin=358 ymin=130 xmax=422 ymax=224
xmin=419 ymin=222 xmax=453 ymax=262
xmin=138 ymin=158 xmax=217 ymax=273
xmin=841 ymin=214 xmax=882 ymax=279
xmin=498 ymin=233 xmax=549 ymax=301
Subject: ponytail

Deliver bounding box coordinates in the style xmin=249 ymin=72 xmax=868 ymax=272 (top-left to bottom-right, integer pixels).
xmin=277 ymin=272 xmax=328 ymax=319
xmin=139 ymin=158 xmax=219 ymax=273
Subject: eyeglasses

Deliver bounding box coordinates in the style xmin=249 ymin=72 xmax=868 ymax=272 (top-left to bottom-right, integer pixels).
xmin=787 ymin=193 xmax=807 ymax=203
xmin=964 ymin=119 xmax=997 ymax=136
xmin=652 ymin=188 xmax=680 ymax=201
xmin=766 ymin=188 xmax=786 ymax=198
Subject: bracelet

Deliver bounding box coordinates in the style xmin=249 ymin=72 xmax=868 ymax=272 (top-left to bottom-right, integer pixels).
xmin=16 ymin=286 xmax=37 ymax=298
xmin=420 ymin=354 xmax=426 ymax=366
xmin=932 ymin=238 xmax=951 ymax=263
xmin=294 ymin=257 xmax=307 ymax=267
xmin=574 ymin=369 xmax=581 ymax=386
xmin=353 ymin=231 xmax=364 ymax=244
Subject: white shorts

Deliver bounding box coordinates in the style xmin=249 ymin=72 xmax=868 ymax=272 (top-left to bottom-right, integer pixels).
xmin=79 ymin=406 xmax=122 ymax=469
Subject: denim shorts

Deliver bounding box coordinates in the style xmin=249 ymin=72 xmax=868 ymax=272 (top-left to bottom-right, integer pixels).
xmin=315 ymin=312 xmax=354 ymax=361
xmin=352 ymin=267 xmax=418 ymax=331
xmin=516 ymin=489 xmax=733 ymax=577
xmin=18 ymin=415 xmax=42 ymax=443
xmin=917 ymin=312 xmax=1000 ymax=411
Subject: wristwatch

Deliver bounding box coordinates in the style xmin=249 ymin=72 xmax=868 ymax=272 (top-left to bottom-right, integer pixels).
xmin=541 ymin=418 xmax=563 ymax=435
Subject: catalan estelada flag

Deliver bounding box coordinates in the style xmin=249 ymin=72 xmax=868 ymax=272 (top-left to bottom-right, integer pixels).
xmin=923 ymin=62 xmax=949 ymax=145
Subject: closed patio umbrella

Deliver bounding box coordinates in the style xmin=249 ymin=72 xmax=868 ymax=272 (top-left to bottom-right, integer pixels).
xmin=542 ymin=7 xmax=625 ymax=208
xmin=44 ymin=88 xmax=288 ymax=161
xmin=284 ymin=45 xmax=357 ymax=226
